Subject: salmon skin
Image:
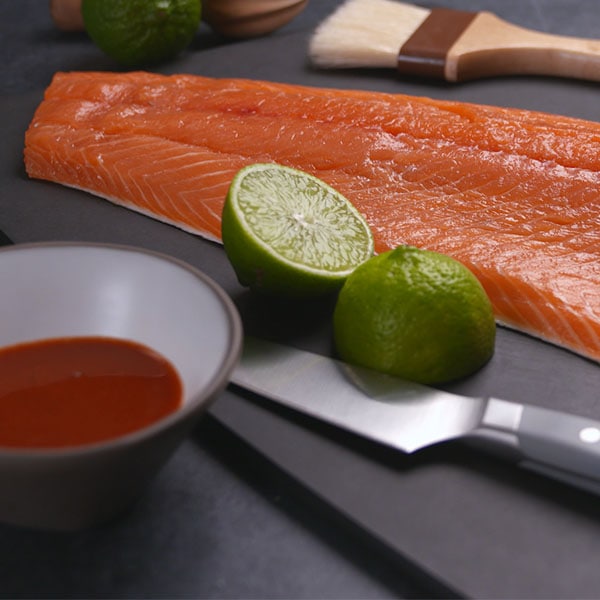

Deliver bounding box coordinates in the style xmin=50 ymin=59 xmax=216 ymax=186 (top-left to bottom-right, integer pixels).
xmin=24 ymin=71 xmax=600 ymax=363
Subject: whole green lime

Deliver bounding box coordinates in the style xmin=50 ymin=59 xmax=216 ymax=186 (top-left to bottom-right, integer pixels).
xmin=82 ymin=0 xmax=201 ymax=67
xmin=333 ymin=246 xmax=496 ymax=384
xmin=221 ymin=163 xmax=374 ymax=297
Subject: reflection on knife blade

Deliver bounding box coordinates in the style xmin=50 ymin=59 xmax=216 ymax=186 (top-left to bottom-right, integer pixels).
xmin=231 ymin=336 xmax=600 ymax=496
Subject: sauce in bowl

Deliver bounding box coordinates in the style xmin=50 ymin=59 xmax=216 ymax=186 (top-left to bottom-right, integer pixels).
xmin=0 ymin=336 xmax=183 ymax=449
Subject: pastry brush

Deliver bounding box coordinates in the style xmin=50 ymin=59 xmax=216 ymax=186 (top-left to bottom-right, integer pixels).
xmin=309 ymin=0 xmax=600 ymax=82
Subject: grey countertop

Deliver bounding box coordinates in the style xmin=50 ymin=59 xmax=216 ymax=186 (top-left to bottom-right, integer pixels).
xmin=2 ymin=1 xmax=600 ymax=598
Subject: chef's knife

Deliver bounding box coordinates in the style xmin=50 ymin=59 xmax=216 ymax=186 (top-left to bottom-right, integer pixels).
xmin=231 ymin=336 xmax=600 ymax=496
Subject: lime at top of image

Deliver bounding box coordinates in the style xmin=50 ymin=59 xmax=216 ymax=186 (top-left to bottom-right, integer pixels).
xmin=82 ymin=0 xmax=201 ymax=67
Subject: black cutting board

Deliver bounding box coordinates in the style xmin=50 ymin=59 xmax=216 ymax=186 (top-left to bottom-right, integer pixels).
xmin=2 ymin=18 xmax=600 ymax=598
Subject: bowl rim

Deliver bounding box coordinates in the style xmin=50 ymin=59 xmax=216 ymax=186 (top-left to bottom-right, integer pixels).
xmin=0 ymin=241 xmax=244 ymax=458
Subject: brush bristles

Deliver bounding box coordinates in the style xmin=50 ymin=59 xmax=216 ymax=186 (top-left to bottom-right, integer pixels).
xmin=309 ymin=0 xmax=430 ymax=68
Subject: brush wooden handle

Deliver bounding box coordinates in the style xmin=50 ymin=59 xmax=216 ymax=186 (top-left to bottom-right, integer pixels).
xmin=448 ymin=12 xmax=600 ymax=82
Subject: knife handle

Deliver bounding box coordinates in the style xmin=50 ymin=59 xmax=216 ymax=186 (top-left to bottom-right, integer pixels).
xmin=480 ymin=398 xmax=600 ymax=496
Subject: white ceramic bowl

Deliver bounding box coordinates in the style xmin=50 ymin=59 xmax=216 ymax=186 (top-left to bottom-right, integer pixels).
xmin=0 ymin=242 xmax=242 ymax=531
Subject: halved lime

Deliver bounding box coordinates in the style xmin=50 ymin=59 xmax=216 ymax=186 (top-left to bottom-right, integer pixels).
xmin=333 ymin=246 xmax=496 ymax=384
xmin=221 ymin=163 xmax=374 ymax=296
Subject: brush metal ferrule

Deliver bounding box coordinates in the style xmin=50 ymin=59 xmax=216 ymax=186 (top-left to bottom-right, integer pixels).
xmin=397 ymin=8 xmax=477 ymax=79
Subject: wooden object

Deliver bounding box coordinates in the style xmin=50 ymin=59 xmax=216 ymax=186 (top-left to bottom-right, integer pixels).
xmin=310 ymin=0 xmax=600 ymax=82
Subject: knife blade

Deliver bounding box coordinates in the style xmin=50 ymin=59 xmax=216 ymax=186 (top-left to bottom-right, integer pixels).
xmin=231 ymin=336 xmax=600 ymax=496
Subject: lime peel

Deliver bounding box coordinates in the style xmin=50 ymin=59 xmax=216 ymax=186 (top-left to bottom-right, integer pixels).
xmin=82 ymin=0 xmax=201 ymax=67
xmin=333 ymin=245 xmax=496 ymax=384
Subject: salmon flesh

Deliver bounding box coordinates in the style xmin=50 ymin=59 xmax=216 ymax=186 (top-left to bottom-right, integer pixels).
xmin=24 ymin=71 xmax=600 ymax=363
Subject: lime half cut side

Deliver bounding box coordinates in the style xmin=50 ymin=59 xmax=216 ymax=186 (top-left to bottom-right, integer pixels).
xmin=222 ymin=163 xmax=374 ymax=296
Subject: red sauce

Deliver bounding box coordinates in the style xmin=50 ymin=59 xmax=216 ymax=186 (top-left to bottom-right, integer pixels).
xmin=0 ymin=337 xmax=183 ymax=449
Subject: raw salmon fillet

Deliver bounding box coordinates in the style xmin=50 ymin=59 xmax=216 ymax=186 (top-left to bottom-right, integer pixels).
xmin=24 ymin=71 xmax=600 ymax=363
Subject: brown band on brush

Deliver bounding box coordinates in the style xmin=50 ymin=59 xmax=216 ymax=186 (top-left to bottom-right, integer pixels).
xmin=397 ymin=8 xmax=477 ymax=79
